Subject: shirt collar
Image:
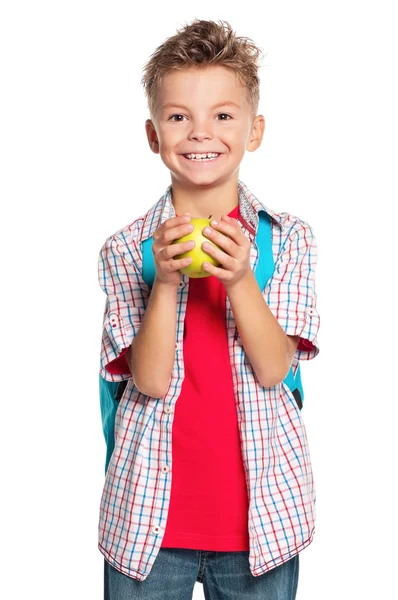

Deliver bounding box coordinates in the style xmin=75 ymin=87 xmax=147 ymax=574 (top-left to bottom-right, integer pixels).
xmin=140 ymin=179 xmax=283 ymax=242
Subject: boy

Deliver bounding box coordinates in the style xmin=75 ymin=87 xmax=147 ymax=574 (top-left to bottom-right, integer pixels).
xmin=98 ymin=18 xmax=320 ymax=600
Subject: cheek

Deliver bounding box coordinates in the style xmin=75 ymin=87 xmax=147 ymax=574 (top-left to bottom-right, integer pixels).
xmin=159 ymin=138 xmax=184 ymax=158
xmin=222 ymin=126 xmax=248 ymax=147
xmin=158 ymin=124 xmax=183 ymax=143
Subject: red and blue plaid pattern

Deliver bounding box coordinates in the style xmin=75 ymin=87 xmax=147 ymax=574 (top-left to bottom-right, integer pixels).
xmin=97 ymin=180 xmax=320 ymax=581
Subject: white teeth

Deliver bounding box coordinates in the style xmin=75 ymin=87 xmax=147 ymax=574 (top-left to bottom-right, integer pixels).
xmin=185 ymin=152 xmax=220 ymax=160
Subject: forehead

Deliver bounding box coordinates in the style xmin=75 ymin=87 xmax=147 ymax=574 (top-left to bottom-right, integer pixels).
xmin=158 ymin=66 xmax=247 ymax=105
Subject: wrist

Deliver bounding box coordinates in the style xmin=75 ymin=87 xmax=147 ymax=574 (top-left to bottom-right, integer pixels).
xmin=153 ymin=276 xmax=180 ymax=294
xmin=225 ymin=270 xmax=254 ymax=294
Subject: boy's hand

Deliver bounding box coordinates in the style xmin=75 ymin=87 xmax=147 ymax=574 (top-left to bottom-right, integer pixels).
xmin=152 ymin=213 xmax=195 ymax=286
xmin=201 ymin=215 xmax=251 ymax=288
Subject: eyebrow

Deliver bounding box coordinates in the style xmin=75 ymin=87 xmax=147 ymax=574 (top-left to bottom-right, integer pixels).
xmin=161 ymin=101 xmax=241 ymax=110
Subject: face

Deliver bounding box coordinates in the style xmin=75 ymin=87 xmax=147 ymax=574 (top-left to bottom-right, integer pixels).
xmin=145 ymin=66 xmax=265 ymax=187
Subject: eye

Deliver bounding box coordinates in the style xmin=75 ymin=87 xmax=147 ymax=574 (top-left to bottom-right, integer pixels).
xmin=167 ymin=113 xmax=232 ymax=122
xmin=168 ymin=114 xmax=186 ymax=122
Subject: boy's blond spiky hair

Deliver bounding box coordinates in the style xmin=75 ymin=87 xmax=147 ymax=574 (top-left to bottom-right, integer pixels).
xmin=141 ymin=18 xmax=265 ymax=122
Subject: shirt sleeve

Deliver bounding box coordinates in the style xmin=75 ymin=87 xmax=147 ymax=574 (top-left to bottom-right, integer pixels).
xmin=264 ymin=219 xmax=320 ymax=361
xmin=98 ymin=231 xmax=148 ymax=382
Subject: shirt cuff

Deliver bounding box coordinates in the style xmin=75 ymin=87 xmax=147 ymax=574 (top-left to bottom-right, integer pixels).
xmin=100 ymin=311 xmax=137 ymax=381
xmin=284 ymin=305 xmax=320 ymax=361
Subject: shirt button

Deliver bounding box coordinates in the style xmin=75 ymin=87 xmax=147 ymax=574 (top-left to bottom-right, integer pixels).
xmin=109 ymin=313 xmax=119 ymax=327
xmin=163 ymin=405 xmax=173 ymax=414
xmin=152 ymin=525 xmax=161 ymax=534
xmin=161 ymin=465 xmax=170 ymax=473
xmin=307 ymin=307 xmax=316 ymax=316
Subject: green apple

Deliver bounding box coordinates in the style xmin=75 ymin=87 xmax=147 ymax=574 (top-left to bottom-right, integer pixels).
xmin=172 ymin=217 xmax=225 ymax=278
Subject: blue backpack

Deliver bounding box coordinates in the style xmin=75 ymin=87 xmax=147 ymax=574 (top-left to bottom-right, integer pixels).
xmin=99 ymin=211 xmax=304 ymax=473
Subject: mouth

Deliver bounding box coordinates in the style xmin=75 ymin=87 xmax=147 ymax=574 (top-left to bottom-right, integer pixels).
xmin=180 ymin=153 xmax=223 ymax=166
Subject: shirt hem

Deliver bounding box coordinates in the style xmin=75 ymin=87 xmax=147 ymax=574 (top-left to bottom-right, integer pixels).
xmin=99 ymin=531 xmax=314 ymax=581
xmin=162 ymin=541 xmax=249 ymax=551
xmin=99 ymin=543 xmax=148 ymax=582
xmin=162 ymin=531 xmax=249 ymax=541
xmin=251 ymin=530 xmax=315 ymax=577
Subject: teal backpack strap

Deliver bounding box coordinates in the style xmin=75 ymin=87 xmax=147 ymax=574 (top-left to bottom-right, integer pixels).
xmin=99 ymin=374 xmax=128 ymax=474
xmin=255 ymin=211 xmax=304 ymax=408
xmin=254 ymin=210 xmax=275 ymax=289
xmin=142 ymin=236 xmax=156 ymax=289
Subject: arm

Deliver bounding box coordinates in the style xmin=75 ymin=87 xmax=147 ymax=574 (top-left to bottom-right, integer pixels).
xmin=226 ymin=270 xmax=299 ymax=387
xmin=226 ymin=219 xmax=320 ymax=386
xmin=126 ymin=277 xmax=179 ymax=398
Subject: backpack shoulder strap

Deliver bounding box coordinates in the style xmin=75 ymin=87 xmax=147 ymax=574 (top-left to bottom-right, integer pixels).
xmin=142 ymin=236 xmax=155 ymax=289
xmin=255 ymin=210 xmax=304 ymax=408
xmin=99 ymin=374 xmax=119 ymax=474
xmin=254 ymin=210 xmax=275 ymax=290
xmin=99 ymin=375 xmax=129 ymax=474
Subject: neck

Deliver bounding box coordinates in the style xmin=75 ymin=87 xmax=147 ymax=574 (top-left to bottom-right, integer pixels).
xmin=171 ymin=176 xmax=239 ymax=219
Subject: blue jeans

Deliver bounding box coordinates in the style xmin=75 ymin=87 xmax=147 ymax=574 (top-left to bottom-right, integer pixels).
xmin=104 ymin=549 xmax=299 ymax=600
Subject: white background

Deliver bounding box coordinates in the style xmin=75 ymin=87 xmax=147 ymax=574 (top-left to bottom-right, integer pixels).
xmin=1 ymin=1 xmax=397 ymax=598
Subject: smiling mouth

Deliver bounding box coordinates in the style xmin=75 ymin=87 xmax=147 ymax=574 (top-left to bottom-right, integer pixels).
xmin=180 ymin=153 xmax=223 ymax=164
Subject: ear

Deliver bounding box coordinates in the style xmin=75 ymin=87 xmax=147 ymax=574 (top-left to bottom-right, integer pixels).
xmin=145 ymin=119 xmax=159 ymax=154
xmin=247 ymin=115 xmax=265 ymax=152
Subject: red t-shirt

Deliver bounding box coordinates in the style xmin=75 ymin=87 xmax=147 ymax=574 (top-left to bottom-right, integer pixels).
xmin=160 ymin=204 xmax=250 ymax=550
xmin=106 ymin=204 xmax=314 ymax=550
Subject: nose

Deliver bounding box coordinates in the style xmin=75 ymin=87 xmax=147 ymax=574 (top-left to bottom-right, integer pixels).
xmin=187 ymin=121 xmax=213 ymax=142
xmin=188 ymin=131 xmax=212 ymax=142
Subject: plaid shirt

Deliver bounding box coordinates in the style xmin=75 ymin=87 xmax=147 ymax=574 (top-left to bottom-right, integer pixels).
xmin=97 ymin=179 xmax=320 ymax=581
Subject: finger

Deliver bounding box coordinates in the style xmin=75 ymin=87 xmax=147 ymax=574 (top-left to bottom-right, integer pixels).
xmin=202 ymin=225 xmax=239 ymax=259
xmin=202 ymin=260 xmax=229 ymax=280
xmin=172 ymin=256 xmax=192 ymax=270
xmin=164 ymin=222 xmax=194 ymax=244
xmin=159 ymin=254 xmax=192 ymax=272
xmin=201 ymin=240 xmax=235 ymax=269
xmin=155 ymin=214 xmax=191 ymax=240
xmin=161 ymin=221 xmax=194 ymax=245
xmin=215 ymin=216 xmax=250 ymax=251
xmin=213 ymin=216 xmax=247 ymax=247
xmin=164 ymin=239 xmax=195 ymax=259
xmin=167 ymin=215 xmax=191 ymax=232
